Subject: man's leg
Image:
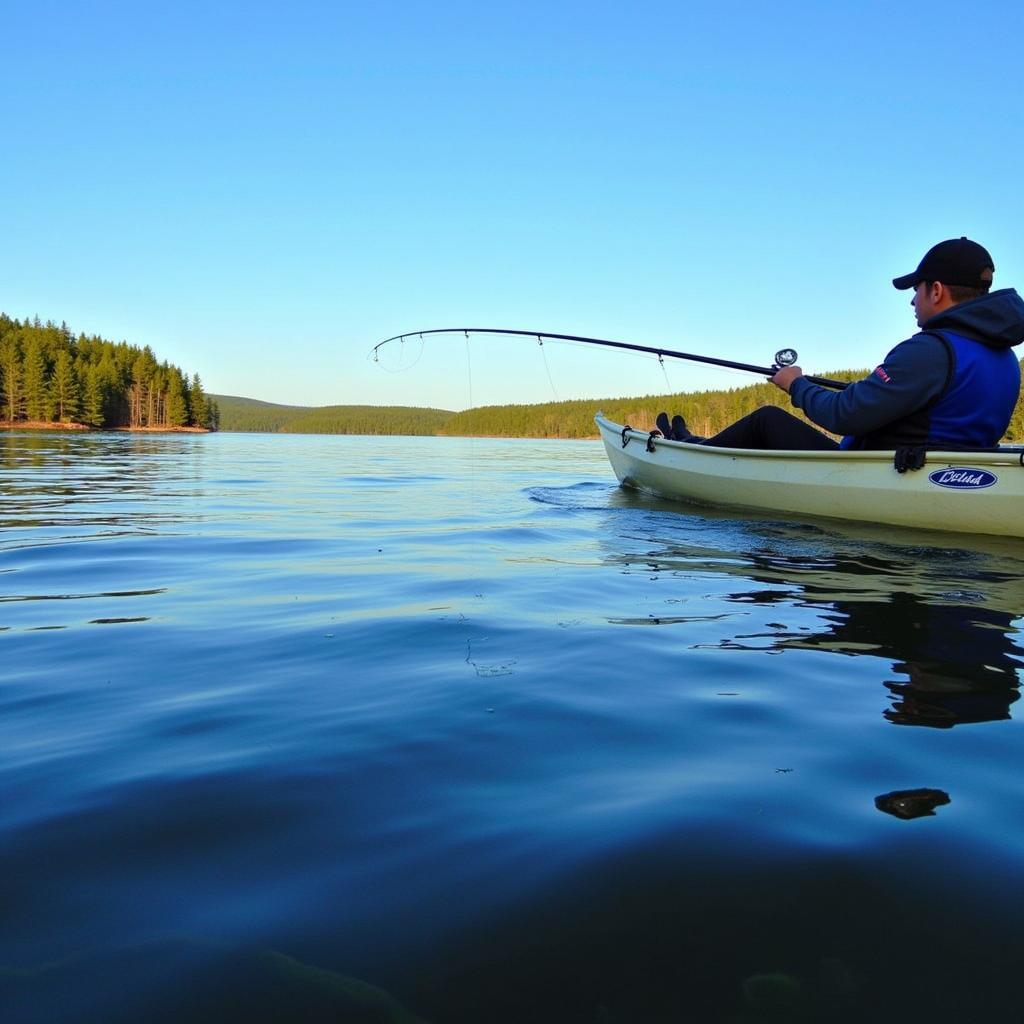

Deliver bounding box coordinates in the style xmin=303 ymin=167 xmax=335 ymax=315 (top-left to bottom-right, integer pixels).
xmin=700 ymin=406 xmax=839 ymax=451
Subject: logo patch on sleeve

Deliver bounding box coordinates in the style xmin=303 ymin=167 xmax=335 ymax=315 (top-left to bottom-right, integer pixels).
xmin=873 ymin=365 xmax=892 ymax=383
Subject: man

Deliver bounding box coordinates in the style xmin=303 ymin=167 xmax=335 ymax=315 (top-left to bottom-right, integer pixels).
xmin=657 ymin=238 xmax=1024 ymax=452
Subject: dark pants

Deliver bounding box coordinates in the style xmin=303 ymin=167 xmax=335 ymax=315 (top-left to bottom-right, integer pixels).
xmin=701 ymin=406 xmax=839 ymax=451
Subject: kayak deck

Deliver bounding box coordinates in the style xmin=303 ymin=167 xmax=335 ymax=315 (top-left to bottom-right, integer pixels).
xmin=596 ymin=413 xmax=1024 ymax=538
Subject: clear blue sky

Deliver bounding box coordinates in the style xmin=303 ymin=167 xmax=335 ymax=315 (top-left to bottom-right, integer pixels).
xmin=3 ymin=1 xmax=1022 ymax=410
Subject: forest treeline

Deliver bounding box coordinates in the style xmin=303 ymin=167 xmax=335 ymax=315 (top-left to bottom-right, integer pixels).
xmin=213 ymin=380 xmax=869 ymax=437
xmin=439 ymin=361 xmax=1024 ymax=440
xmin=216 ymin=361 xmax=1024 ymax=441
xmin=0 ymin=313 xmax=217 ymax=430
xmin=433 ymin=379 xmax=863 ymax=439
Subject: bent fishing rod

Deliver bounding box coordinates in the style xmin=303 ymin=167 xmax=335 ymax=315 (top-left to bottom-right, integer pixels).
xmin=372 ymin=328 xmax=849 ymax=390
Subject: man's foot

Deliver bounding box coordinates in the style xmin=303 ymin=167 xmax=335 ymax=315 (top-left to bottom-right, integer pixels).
xmin=671 ymin=415 xmax=696 ymax=441
xmin=655 ymin=412 xmax=672 ymax=437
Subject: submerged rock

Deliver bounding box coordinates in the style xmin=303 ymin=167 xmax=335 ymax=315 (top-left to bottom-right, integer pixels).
xmin=2 ymin=938 xmax=430 ymax=1024
xmin=742 ymin=971 xmax=804 ymax=1012
xmin=874 ymin=788 xmax=951 ymax=820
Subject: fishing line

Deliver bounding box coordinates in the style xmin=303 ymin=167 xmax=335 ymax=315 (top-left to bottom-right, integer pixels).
xmin=370 ymin=334 xmax=426 ymax=373
xmin=657 ymin=354 xmax=672 ymax=393
xmin=537 ymin=337 xmax=560 ymax=402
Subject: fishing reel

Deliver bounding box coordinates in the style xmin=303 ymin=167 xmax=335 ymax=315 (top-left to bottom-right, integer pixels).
xmin=773 ymin=348 xmax=798 ymax=369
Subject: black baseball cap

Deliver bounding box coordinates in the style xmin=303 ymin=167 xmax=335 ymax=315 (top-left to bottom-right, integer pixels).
xmin=892 ymin=237 xmax=994 ymax=290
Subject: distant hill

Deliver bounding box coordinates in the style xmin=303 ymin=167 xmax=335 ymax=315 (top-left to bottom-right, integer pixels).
xmin=209 ymin=395 xmax=312 ymax=432
xmin=212 ymin=395 xmax=454 ymax=435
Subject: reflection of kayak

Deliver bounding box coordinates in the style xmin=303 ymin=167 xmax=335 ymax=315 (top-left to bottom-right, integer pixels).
xmin=596 ymin=412 xmax=1024 ymax=538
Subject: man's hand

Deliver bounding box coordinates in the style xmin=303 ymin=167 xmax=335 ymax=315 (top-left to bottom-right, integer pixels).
xmin=770 ymin=365 xmax=803 ymax=393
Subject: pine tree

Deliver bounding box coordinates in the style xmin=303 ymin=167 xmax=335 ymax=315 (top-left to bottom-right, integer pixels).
xmin=0 ymin=335 xmax=23 ymax=422
xmin=165 ymin=370 xmax=189 ymax=426
xmin=148 ymin=365 xmax=163 ymax=426
xmin=129 ymin=353 xmax=151 ymax=427
xmin=22 ymin=340 xmax=52 ymax=422
xmin=50 ymin=350 xmax=80 ymax=422
xmin=97 ymin=353 xmax=125 ymax=425
xmin=189 ymin=372 xmax=208 ymax=428
xmin=81 ymin=364 xmax=105 ymax=427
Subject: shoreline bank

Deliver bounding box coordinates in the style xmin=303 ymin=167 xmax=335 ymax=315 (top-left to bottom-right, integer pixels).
xmin=1 ymin=421 xmax=211 ymax=433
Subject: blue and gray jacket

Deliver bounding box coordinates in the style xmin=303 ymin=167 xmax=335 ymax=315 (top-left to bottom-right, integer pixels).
xmin=789 ymin=288 xmax=1024 ymax=450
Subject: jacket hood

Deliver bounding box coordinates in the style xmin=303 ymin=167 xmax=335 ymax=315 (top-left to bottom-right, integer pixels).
xmin=924 ymin=287 xmax=1024 ymax=349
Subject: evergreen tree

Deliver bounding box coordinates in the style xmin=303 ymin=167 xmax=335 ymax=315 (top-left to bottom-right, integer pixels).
xmin=22 ymin=339 xmax=52 ymax=422
xmin=130 ymin=352 xmax=154 ymax=427
xmin=189 ymin=372 xmax=208 ymax=428
xmin=97 ymin=353 xmax=125 ymax=426
xmin=0 ymin=335 xmax=23 ymax=422
xmin=50 ymin=350 xmax=80 ymax=422
xmin=148 ymin=362 xmax=163 ymax=426
xmin=165 ymin=370 xmax=189 ymax=426
xmin=81 ymin=364 xmax=105 ymax=427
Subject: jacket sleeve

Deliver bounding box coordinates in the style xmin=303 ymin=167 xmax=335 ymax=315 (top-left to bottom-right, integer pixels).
xmin=788 ymin=334 xmax=951 ymax=436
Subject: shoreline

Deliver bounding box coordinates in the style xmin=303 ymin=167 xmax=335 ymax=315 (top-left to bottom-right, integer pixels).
xmin=1 ymin=421 xmax=211 ymax=433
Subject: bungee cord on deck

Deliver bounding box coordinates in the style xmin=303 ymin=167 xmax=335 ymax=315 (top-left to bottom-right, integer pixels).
xmin=371 ymin=328 xmax=849 ymax=391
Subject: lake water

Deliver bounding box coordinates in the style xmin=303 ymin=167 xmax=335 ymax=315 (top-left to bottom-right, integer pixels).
xmin=3 ymin=430 xmax=1024 ymax=1023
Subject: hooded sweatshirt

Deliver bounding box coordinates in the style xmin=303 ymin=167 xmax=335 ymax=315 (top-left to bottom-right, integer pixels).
xmin=789 ymin=288 xmax=1024 ymax=449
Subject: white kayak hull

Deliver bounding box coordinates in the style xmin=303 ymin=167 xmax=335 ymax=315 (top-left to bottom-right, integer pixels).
xmin=596 ymin=413 xmax=1024 ymax=538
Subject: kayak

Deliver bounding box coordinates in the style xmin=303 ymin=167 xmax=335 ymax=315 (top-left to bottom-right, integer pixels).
xmin=595 ymin=412 xmax=1024 ymax=538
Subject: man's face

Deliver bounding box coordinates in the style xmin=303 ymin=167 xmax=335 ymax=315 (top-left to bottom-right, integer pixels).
xmin=911 ymin=281 xmax=938 ymax=326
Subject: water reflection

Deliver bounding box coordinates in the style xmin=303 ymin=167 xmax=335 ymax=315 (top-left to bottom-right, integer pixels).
xmin=606 ymin=531 xmax=1024 ymax=728
xmin=602 ymin=516 xmax=1024 ymax=821
xmin=792 ymin=591 xmax=1021 ymax=729
xmin=0 ymin=430 xmax=206 ymax=537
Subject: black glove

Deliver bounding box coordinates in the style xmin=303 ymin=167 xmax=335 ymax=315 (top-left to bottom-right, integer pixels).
xmin=893 ymin=446 xmax=927 ymax=474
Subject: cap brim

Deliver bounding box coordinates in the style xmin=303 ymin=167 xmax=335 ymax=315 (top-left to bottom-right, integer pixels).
xmin=892 ymin=272 xmax=919 ymax=290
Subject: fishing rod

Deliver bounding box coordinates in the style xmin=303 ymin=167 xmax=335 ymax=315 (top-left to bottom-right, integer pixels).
xmin=372 ymin=328 xmax=849 ymax=390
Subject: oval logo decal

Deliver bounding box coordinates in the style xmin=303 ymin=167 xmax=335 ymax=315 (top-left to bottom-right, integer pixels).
xmin=928 ymin=467 xmax=997 ymax=490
